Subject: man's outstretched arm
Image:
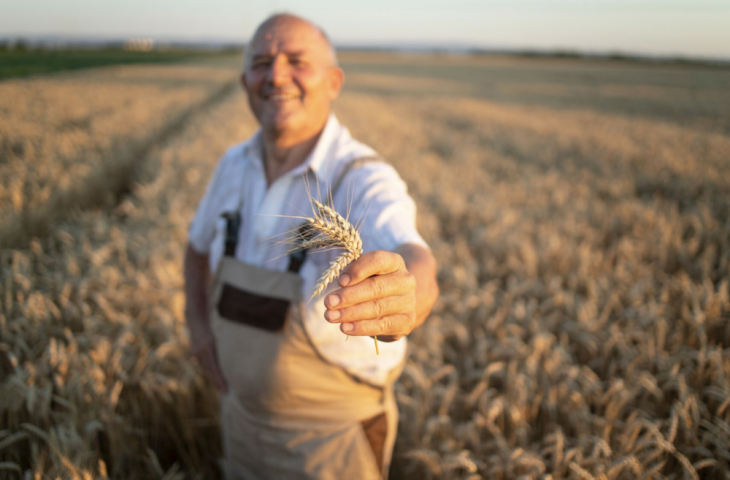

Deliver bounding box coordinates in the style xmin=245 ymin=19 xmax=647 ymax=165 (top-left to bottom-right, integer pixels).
xmin=184 ymin=244 xmax=227 ymax=392
xmin=323 ymin=243 xmax=439 ymax=342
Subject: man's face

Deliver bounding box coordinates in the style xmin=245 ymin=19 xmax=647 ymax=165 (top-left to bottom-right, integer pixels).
xmin=242 ymin=18 xmax=344 ymax=142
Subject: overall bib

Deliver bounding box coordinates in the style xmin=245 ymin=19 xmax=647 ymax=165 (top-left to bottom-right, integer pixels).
xmin=210 ymin=158 xmax=400 ymax=480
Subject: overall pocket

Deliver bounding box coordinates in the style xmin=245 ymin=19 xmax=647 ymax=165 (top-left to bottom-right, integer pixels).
xmin=217 ymin=282 xmax=289 ymax=332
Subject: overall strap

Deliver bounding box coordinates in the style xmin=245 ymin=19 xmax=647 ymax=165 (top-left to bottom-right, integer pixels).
xmin=221 ymin=150 xmax=253 ymax=257
xmin=331 ymin=155 xmax=385 ymax=199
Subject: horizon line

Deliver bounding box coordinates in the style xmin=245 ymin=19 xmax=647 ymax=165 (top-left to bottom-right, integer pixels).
xmin=2 ymin=33 xmax=730 ymax=64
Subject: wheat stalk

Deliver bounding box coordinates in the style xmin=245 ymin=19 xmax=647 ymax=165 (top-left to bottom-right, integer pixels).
xmin=294 ymin=199 xmax=379 ymax=354
xmin=299 ymin=199 xmax=363 ymax=296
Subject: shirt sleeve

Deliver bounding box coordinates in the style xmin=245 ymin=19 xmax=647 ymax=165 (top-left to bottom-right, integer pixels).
xmin=188 ymin=152 xmax=233 ymax=254
xmin=339 ymin=162 xmax=428 ymax=254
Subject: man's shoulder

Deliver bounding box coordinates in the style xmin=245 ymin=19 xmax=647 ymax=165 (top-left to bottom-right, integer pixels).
xmin=330 ymin=128 xmax=399 ymax=180
xmin=328 ymin=143 xmax=406 ymax=206
xmin=329 ymin=121 xmax=377 ymax=162
xmin=326 ymin=122 xmax=385 ymax=178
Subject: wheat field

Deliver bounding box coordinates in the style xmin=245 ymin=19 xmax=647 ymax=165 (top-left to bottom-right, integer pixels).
xmin=1 ymin=54 xmax=729 ymax=479
xmin=0 ymin=63 xmax=236 ymax=249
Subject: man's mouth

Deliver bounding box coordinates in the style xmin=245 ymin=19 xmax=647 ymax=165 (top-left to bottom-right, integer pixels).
xmin=264 ymin=93 xmax=300 ymax=103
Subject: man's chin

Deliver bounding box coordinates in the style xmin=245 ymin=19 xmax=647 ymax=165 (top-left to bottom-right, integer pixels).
xmin=260 ymin=112 xmax=300 ymax=135
xmin=256 ymin=108 xmax=328 ymax=143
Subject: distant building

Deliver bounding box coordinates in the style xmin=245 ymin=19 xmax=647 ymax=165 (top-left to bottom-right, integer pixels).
xmin=124 ymin=38 xmax=155 ymax=52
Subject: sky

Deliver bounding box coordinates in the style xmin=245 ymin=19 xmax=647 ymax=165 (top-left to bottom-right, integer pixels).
xmin=2 ymin=0 xmax=730 ymax=59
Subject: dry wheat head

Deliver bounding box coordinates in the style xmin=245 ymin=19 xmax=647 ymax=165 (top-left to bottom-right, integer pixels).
xmin=301 ymin=200 xmax=363 ymax=298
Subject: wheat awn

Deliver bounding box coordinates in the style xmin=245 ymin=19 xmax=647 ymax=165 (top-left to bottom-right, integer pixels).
xmin=291 ymin=198 xmax=379 ymax=354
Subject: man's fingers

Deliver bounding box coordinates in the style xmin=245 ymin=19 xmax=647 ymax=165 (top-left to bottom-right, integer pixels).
xmin=326 ymin=271 xmax=414 ymax=309
xmin=338 ymin=250 xmax=405 ymax=287
xmin=339 ymin=314 xmax=414 ymax=337
xmin=325 ymin=294 xmax=413 ymax=323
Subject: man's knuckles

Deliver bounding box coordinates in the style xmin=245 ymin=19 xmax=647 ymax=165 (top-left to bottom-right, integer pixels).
xmin=367 ymin=276 xmax=387 ymax=299
xmin=327 ymin=297 xmax=399 ymax=323
xmin=402 ymin=270 xmax=417 ymax=290
xmin=370 ymin=250 xmax=402 ymax=272
xmin=346 ymin=250 xmax=404 ymax=282
xmin=380 ymin=316 xmax=399 ymax=334
xmin=361 ymin=271 xmax=413 ymax=299
xmin=362 ymin=297 xmax=392 ymax=321
xmin=373 ymin=298 xmax=387 ymax=319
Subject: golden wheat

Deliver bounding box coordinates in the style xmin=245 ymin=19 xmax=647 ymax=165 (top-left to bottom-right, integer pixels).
xmin=0 ymin=60 xmax=256 ymax=478
xmin=2 ymin=55 xmax=730 ymax=479
xmin=304 ymin=199 xmax=363 ymax=298
xmin=335 ymin=84 xmax=730 ymax=478
xmin=290 ymin=198 xmax=380 ymax=354
xmin=0 ymin=63 xmax=234 ymax=249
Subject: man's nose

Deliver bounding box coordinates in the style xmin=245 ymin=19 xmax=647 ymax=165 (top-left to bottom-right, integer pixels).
xmin=267 ymin=54 xmax=291 ymax=86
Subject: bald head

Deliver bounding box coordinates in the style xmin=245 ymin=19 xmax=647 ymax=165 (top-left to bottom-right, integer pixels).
xmin=243 ymin=14 xmax=337 ymax=73
xmin=239 ymin=12 xmax=345 ymax=145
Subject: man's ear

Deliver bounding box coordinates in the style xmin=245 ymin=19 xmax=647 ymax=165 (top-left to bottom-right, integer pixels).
xmin=327 ymin=67 xmax=345 ymax=100
xmin=240 ymin=73 xmax=248 ymax=90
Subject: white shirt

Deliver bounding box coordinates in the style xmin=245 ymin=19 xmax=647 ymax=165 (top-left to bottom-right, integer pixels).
xmin=188 ymin=114 xmax=427 ymax=386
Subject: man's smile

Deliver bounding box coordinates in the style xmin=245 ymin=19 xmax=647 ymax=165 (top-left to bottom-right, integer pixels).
xmin=263 ymin=92 xmax=301 ymax=103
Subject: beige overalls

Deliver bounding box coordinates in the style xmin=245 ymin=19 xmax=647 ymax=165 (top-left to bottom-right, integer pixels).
xmin=209 ymin=158 xmax=401 ymax=480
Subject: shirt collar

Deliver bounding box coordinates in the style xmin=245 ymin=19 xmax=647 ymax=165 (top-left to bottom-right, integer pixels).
xmin=241 ymin=113 xmax=341 ymax=184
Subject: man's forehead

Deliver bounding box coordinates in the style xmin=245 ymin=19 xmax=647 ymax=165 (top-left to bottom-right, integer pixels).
xmin=251 ymin=19 xmax=325 ymax=56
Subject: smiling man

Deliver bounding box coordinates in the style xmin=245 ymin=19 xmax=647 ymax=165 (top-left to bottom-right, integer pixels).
xmin=184 ymin=13 xmax=438 ymax=480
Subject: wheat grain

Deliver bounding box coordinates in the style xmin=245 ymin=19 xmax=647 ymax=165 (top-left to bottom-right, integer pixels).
xmin=404 ymin=449 xmax=443 ymax=476
xmin=312 ymin=251 xmax=359 ymax=298
xmin=569 ymin=462 xmax=595 ymax=480
xmin=287 ymin=199 xmax=379 ymax=354
xmin=606 ymin=455 xmax=641 ymax=478
xmin=305 ymin=200 xmax=362 ymax=295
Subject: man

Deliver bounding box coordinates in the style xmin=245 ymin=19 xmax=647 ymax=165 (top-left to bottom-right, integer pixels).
xmin=184 ymin=13 xmax=438 ymax=480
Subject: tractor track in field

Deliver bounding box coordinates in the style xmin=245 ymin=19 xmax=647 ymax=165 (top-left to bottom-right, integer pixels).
xmin=0 ymin=79 xmax=238 ymax=250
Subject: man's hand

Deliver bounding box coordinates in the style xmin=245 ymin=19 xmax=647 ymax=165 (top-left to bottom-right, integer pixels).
xmin=184 ymin=244 xmax=228 ymax=393
xmin=189 ymin=325 xmax=228 ymax=394
xmin=323 ymin=245 xmax=438 ymax=342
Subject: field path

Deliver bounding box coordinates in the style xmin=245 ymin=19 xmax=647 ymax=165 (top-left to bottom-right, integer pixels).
xmin=0 ymin=61 xmax=241 ymax=249
xmin=1 ymin=68 xmax=257 ymax=476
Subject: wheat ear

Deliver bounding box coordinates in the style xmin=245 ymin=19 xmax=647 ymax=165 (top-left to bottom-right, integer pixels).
xmin=297 ymin=199 xmax=378 ymax=354
xmin=303 ymin=199 xmax=363 ymax=296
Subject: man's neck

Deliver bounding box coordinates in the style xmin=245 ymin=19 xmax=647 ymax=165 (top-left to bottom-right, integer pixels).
xmin=261 ymin=124 xmax=325 ymax=186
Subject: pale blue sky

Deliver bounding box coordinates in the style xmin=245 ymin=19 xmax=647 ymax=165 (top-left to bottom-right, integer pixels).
xmin=2 ymin=0 xmax=729 ymax=59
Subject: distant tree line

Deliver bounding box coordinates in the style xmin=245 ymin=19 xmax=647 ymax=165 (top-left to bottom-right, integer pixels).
xmin=0 ymin=39 xmax=29 ymax=52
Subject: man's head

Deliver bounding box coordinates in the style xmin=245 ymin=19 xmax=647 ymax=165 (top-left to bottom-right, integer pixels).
xmin=241 ymin=14 xmax=344 ymax=145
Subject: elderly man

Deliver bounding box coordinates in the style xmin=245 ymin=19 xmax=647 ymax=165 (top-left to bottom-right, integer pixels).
xmin=184 ymin=13 xmax=438 ymax=480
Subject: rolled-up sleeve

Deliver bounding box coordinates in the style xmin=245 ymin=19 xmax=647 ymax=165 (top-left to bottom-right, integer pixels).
xmin=341 ymin=163 xmax=428 ymax=254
